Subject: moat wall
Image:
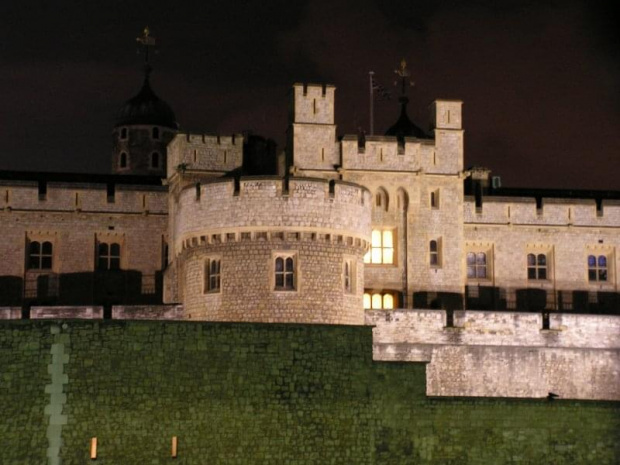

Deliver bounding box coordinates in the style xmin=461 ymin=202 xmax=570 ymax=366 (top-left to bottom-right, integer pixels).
xmin=0 ymin=320 xmax=618 ymax=465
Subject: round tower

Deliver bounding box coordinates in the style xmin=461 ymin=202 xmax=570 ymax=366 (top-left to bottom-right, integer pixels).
xmin=171 ymin=177 xmax=371 ymax=325
xmin=112 ymin=28 xmax=178 ymax=176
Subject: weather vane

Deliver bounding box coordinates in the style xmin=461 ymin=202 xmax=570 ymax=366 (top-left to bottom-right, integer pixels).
xmin=394 ymin=58 xmax=415 ymax=97
xmin=136 ymin=27 xmax=157 ymax=77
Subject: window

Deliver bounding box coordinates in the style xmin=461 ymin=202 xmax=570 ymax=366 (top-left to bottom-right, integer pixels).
xmin=152 ymin=127 xmax=160 ymax=140
xmin=274 ymin=255 xmax=295 ymax=290
xmin=151 ymin=152 xmax=160 ymax=169
xmin=119 ymin=152 xmax=128 ymax=169
xmin=28 ymin=241 xmax=53 ymax=270
xmin=120 ymin=127 xmax=127 ymax=140
xmin=97 ymin=242 xmax=121 ymax=271
xmin=343 ymin=259 xmax=355 ymax=293
xmin=430 ymin=240 xmax=441 ymax=267
xmin=375 ymin=188 xmax=388 ymax=211
xmin=588 ymin=255 xmax=608 ymax=282
xmin=363 ymin=292 xmax=396 ymax=310
xmin=364 ymin=230 xmax=394 ymax=264
xmin=527 ymin=253 xmax=547 ymax=280
xmin=204 ymin=258 xmax=221 ymax=293
xmin=467 ymin=252 xmax=487 ymax=279
xmin=430 ymin=189 xmax=440 ymax=209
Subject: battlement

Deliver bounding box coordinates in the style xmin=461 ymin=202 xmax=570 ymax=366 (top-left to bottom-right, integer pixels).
xmin=167 ymin=132 xmax=244 ymax=176
xmin=0 ymin=180 xmax=168 ymax=215
xmin=464 ymin=196 xmax=620 ymax=227
xmin=173 ymin=177 xmax=371 ymax=254
xmin=290 ymin=83 xmax=336 ymax=125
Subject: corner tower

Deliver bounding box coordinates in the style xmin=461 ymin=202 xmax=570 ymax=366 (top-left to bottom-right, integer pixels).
xmin=112 ymin=28 xmax=178 ymax=176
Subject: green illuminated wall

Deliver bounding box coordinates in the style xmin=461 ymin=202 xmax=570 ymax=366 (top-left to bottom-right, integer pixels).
xmin=0 ymin=320 xmax=617 ymax=464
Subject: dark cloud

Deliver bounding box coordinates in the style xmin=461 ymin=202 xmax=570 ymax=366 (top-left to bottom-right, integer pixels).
xmin=0 ymin=0 xmax=618 ymax=189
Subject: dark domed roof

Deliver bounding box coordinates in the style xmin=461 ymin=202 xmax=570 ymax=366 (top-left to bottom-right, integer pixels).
xmin=385 ymin=97 xmax=428 ymax=140
xmin=115 ymin=78 xmax=178 ymax=129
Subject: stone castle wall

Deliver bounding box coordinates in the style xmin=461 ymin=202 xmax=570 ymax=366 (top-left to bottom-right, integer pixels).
xmin=0 ymin=179 xmax=168 ymax=304
xmin=1 ymin=320 xmax=617 ymax=464
xmin=367 ymin=309 xmax=620 ymax=400
xmin=167 ymin=133 xmax=243 ymax=175
xmin=172 ymin=177 xmax=371 ymax=324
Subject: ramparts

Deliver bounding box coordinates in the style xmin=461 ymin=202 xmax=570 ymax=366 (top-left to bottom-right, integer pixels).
xmin=167 ymin=133 xmax=243 ymax=174
xmin=174 ymin=177 xmax=371 ymax=255
xmin=465 ymin=196 xmax=620 ymax=227
xmin=367 ymin=309 xmax=620 ymax=400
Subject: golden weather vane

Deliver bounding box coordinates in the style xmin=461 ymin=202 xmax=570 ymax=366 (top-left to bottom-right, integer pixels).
xmin=136 ymin=27 xmax=157 ymax=76
xmin=394 ymin=58 xmax=415 ymax=97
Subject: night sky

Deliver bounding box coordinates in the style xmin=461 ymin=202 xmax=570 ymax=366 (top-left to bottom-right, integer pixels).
xmin=1 ymin=0 xmax=618 ymax=190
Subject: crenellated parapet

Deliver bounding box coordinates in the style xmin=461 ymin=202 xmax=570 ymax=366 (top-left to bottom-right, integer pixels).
xmin=167 ymin=132 xmax=244 ymax=176
xmin=174 ymin=177 xmax=371 ymax=255
xmin=464 ymin=196 xmax=620 ymax=227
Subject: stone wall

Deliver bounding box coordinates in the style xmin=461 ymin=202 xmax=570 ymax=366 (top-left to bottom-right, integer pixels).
xmin=167 ymin=133 xmax=243 ymax=175
xmin=0 ymin=320 xmax=618 ymax=464
xmin=173 ymin=177 xmax=371 ymax=324
xmin=367 ymin=309 xmax=620 ymax=400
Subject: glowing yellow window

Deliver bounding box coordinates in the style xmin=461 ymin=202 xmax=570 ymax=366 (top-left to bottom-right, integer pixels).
xmin=383 ymin=294 xmax=394 ymax=309
xmin=364 ymin=292 xmax=396 ymax=309
xmin=363 ymin=293 xmax=371 ymax=309
xmin=364 ymin=230 xmax=394 ymax=264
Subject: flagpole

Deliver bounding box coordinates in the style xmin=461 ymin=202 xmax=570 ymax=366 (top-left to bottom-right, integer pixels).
xmin=369 ymin=71 xmax=374 ymax=136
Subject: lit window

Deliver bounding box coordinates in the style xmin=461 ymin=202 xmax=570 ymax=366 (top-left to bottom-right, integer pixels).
xmin=97 ymin=242 xmax=121 ymax=271
xmin=152 ymin=127 xmax=160 ymax=140
xmin=119 ymin=152 xmax=128 ymax=169
xmin=151 ymin=152 xmax=160 ymax=169
xmin=527 ymin=253 xmax=547 ymax=280
xmin=275 ymin=255 xmax=295 ymax=290
xmin=467 ymin=252 xmax=487 ymax=279
xmin=363 ymin=292 xmax=396 ymax=309
xmin=430 ymin=240 xmax=441 ymax=267
xmin=204 ymin=259 xmax=221 ymax=293
xmin=28 ymin=241 xmax=53 ymax=270
xmin=588 ymin=255 xmax=608 ymax=282
xmin=364 ymin=230 xmax=394 ymax=264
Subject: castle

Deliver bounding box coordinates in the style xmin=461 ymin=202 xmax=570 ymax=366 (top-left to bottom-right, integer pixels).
xmin=0 ymin=32 xmax=619 ymax=464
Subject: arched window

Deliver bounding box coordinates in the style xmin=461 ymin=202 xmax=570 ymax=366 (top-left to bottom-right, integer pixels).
xmin=363 ymin=292 xmax=397 ymax=310
xmin=375 ymin=188 xmax=389 ymax=211
xmin=152 ymin=127 xmax=160 ymax=140
xmin=396 ymin=188 xmax=408 ymax=211
xmin=28 ymin=241 xmax=53 ymax=270
xmin=467 ymin=252 xmax=487 ymax=279
xmin=527 ymin=253 xmax=547 ymax=280
xmin=97 ymin=242 xmax=121 ymax=271
xmin=275 ymin=255 xmax=295 ymax=290
xmin=120 ymin=127 xmax=127 ymax=140
xmin=151 ymin=152 xmax=160 ymax=169
xmin=588 ymin=255 xmax=608 ymax=282
xmin=119 ymin=152 xmax=128 ymax=169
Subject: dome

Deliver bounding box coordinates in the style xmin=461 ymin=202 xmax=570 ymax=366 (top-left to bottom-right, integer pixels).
xmin=385 ymin=97 xmax=428 ymax=140
xmin=115 ymin=78 xmax=178 ymax=129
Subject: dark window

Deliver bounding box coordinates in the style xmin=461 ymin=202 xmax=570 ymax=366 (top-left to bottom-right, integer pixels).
xmin=119 ymin=152 xmax=128 ymax=169
xmin=588 ymin=255 xmax=608 ymax=282
xmin=98 ymin=242 xmax=121 ymax=271
xmin=120 ymin=128 xmax=127 ymax=139
xmin=204 ymin=259 xmax=221 ymax=292
xmin=527 ymin=253 xmax=547 ymax=280
xmin=28 ymin=241 xmax=53 ymax=270
xmin=151 ymin=152 xmax=160 ymax=169
xmin=344 ymin=260 xmax=352 ymax=292
xmin=467 ymin=252 xmax=487 ymax=279
xmin=275 ymin=256 xmax=295 ymax=290
xmin=430 ymin=240 xmax=440 ymax=266
xmin=152 ymin=127 xmax=160 ymax=139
